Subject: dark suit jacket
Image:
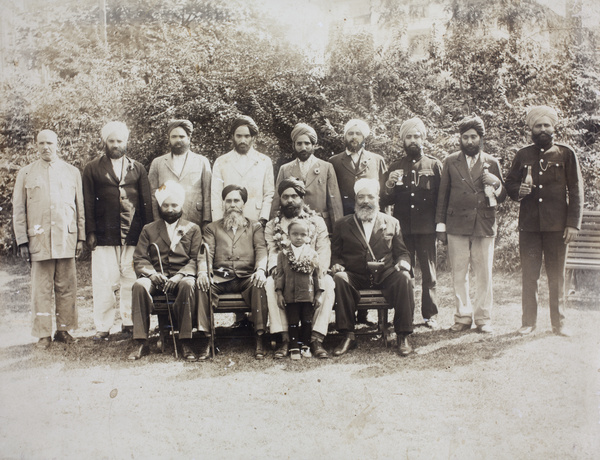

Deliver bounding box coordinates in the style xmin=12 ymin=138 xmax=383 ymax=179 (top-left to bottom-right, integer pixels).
xmin=329 ymin=149 xmax=387 ymax=215
xmin=199 ymin=218 xmax=267 ymax=282
xmin=331 ymin=212 xmax=410 ymax=280
xmin=271 ymin=157 xmax=343 ymax=231
xmin=505 ymin=143 xmax=583 ymax=232
xmin=275 ymin=248 xmax=320 ymax=304
xmin=83 ymin=154 xmax=153 ymax=246
xmin=133 ymin=219 xmax=201 ymax=278
xmin=435 ymin=151 xmax=506 ymax=237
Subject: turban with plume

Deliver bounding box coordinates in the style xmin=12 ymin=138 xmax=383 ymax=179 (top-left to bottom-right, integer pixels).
xmin=155 ymin=180 xmax=186 ymax=207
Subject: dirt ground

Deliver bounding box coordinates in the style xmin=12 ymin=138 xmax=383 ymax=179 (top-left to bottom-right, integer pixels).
xmin=0 ymin=260 xmax=599 ymax=459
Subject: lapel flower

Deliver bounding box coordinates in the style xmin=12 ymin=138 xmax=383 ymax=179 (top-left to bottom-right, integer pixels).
xmin=176 ymin=228 xmax=185 ymax=238
xmin=314 ymin=167 xmax=320 ymax=175
xmin=34 ymin=224 xmax=44 ymax=235
xmin=360 ymin=158 xmax=368 ymax=167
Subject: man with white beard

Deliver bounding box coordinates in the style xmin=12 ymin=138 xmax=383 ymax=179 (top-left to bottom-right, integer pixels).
xmin=330 ymin=179 xmax=416 ymax=357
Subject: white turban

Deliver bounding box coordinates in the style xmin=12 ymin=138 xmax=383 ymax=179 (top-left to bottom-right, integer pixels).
xmin=344 ymin=119 xmax=370 ymax=138
xmin=101 ymin=121 xmax=130 ymax=143
xmin=525 ymin=106 xmax=558 ymax=130
xmin=354 ymin=178 xmax=380 ymax=195
xmin=155 ymin=180 xmax=186 ymax=207
xmin=399 ymin=117 xmax=427 ymax=141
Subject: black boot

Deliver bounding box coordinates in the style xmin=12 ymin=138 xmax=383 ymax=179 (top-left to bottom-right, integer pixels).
xmin=255 ymin=334 xmax=265 ymax=360
xmin=289 ymin=324 xmax=300 ymax=360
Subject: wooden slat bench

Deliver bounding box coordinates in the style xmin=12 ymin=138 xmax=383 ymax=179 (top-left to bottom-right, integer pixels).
xmin=566 ymin=210 xmax=600 ymax=296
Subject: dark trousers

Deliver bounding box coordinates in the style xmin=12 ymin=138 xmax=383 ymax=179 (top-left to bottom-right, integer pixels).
xmin=286 ymin=302 xmax=313 ymax=349
xmin=132 ymin=277 xmax=196 ymax=340
xmin=519 ymin=231 xmax=567 ymax=328
xmin=404 ymin=233 xmax=438 ymax=320
xmin=333 ymin=269 xmax=415 ymax=334
xmin=198 ymin=277 xmax=268 ymax=334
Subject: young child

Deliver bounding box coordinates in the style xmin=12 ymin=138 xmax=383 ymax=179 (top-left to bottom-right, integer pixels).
xmin=275 ymin=219 xmax=323 ymax=360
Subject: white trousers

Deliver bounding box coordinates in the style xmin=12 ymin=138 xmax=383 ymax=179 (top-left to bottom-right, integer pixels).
xmin=266 ymin=274 xmax=335 ymax=336
xmin=447 ymin=234 xmax=495 ymax=326
xmin=92 ymin=245 xmax=136 ymax=332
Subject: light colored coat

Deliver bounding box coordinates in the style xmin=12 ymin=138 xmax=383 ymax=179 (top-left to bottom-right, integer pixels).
xmin=13 ymin=158 xmax=85 ymax=261
xmin=211 ymin=148 xmax=274 ymax=222
xmin=148 ymin=151 xmax=212 ymax=225
xmin=271 ymin=157 xmax=343 ymax=231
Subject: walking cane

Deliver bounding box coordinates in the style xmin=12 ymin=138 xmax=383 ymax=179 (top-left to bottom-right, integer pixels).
xmin=200 ymin=242 xmax=216 ymax=358
xmin=150 ymin=243 xmax=178 ymax=358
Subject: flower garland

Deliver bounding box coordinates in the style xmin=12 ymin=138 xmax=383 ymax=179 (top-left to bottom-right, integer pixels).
xmin=282 ymin=246 xmax=319 ymax=274
xmin=271 ymin=205 xmax=318 ymax=252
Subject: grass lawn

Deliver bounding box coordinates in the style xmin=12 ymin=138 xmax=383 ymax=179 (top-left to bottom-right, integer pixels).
xmin=0 ymin=257 xmax=598 ymax=459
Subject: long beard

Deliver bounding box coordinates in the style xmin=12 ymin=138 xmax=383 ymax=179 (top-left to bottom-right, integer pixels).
xmin=405 ymin=144 xmax=422 ymax=158
xmin=223 ymin=209 xmax=247 ymax=230
xmin=355 ymin=202 xmax=379 ymax=222
xmin=281 ymin=202 xmax=302 ymax=218
xmin=532 ymin=132 xmax=554 ymax=149
xmin=460 ymin=143 xmax=480 ymax=157
xmin=105 ymin=145 xmax=126 ymax=159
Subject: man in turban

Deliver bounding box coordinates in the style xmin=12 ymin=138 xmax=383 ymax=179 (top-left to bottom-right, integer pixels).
xmin=382 ymin=117 xmax=443 ymax=329
xmin=265 ymin=176 xmax=335 ymax=359
xmin=128 ymin=181 xmax=205 ymax=360
xmin=83 ymin=121 xmax=153 ymax=341
xmin=197 ymin=185 xmax=269 ymax=359
xmin=331 ymin=179 xmax=416 ymax=356
xmin=505 ymin=106 xmax=583 ymax=337
xmin=211 ymin=115 xmax=274 ymax=227
xmin=148 ymin=119 xmax=212 ymax=228
xmin=329 ymin=119 xmax=388 ymax=325
xmin=13 ymin=130 xmax=85 ymax=348
xmin=271 ymin=123 xmax=343 ymax=232
xmin=435 ymin=116 xmax=506 ymax=334
xmin=329 ymin=119 xmax=387 ymax=216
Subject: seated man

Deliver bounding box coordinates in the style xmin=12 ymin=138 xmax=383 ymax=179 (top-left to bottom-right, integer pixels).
xmin=128 ymin=181 xmax=206 ymax=361
xmin=197 ymin=185 xmax=269 ymax=359
xmin=331 ymin=179 xmax=415 ymax=357
xmin=265 ymin=177 xmax=334 ymax=359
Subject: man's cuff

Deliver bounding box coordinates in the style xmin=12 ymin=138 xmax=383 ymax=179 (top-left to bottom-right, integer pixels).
xmin=399 ymin=260 xmax=411 ymax=272
xmin=436 ymin=223 xmax=446 ymax=232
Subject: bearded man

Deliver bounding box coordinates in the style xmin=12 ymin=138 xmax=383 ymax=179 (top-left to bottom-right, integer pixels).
xmin=83 ymin=122 xmax=153 ymax=340
xmin=505 ymin=106 xmax=583 ymax=337
xmin=331 ymin=179 xmax=415 ymax=357
xmin=329 ymin=119 xmax=387 ymax=216
xmin=197 ymin=185 xmax=269 ymax=359
xmin=211 ymin=116 xmax=274 ymax=227
xmin=128 ymin=181 xmax=204 ymax=361
xmin=271 ymin=123 xmax=343 ymax=232
xmin=382 ymin=118 xmax=443 ymax=329
xmin=435 ymin=116 xmax=506 ymax=334
xmin=265 ymin=177 xmax=334 ymax=359
xmin=148 ymin=119 xmax=212 ymax=227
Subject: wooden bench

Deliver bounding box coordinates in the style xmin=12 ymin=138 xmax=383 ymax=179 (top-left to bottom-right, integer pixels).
xmin=566 ymin=210 xmax=600 ymax=295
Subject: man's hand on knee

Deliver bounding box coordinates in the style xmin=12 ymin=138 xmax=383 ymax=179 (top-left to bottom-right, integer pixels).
xmin=150 ymin=273 xmax=168 ymax=290
xmin=197 ymin=272 xmax=210 ymax=292
xmin=164 ymin=274 xmax=183 ymax=294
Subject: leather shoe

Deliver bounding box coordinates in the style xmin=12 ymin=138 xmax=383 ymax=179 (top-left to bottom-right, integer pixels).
xmin=397 ymin=336 xmax=413 ymax=356
xmin=273 ymin=341 xmax=289 ymax=359
xmin=35 ymin=337 xmax=51 ymax=349
xmin=93 ymin=331 xmax=109 ymax=341
xmin=255 ymin=335 xmax=266 ymax=360
xmin=517 ymin=325 xmax=535 ymax=335
xmin=424 ymin=317 xmax=440 ymax=330
xmin=477 ymin=324 xmax=494 ymax=334
xmin=197 ymin=341 xmax=211 ymax=361
xmin=333 ymin=337 xmax=357 ymax=356
xmin=449 ymin=323 xmax=471 ymax=333
xmin=552 ymin=326 xmax=572 ymax=337
xmin=310 ymin=340 xmax=329 ymax=359
xmin=54 ymin=331 xmax=78 ymax=344
xmin=181 ymin=342 xmax=197 ymax=361
xmin=289 ymin=348 xmax=301 ymax=360
xmin=128 ymin=341 xmax=149 ymax=360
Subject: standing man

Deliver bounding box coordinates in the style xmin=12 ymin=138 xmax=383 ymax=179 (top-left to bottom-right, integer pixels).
xmin=148 ymin=119 xmax=212 ymax=227
xmin=12 ymin=130 xmax=85 ymax=348
xmin=383 ymin=118 xmax=442 ymax=328
xmin=265 ymin=178 xmax=334 ymax=359
xmin=329 ymin=119 xmax=387 ymax=216
xmin=197 ymin=185 xmax=269 ymax=359
xmin=128 ymin=181 xmax=205 ymax=361
xmin=331 ymin=179 xmax=415 ymax=356
xmin=505 ymin=106 xmax=583 ymax=336
xmin=271 ymin=123 xmax=343 ymax=232
xmin=436 ymin=116 xmax=506 ymax=333
xmin=211 ymin=115 xmax=274 ymax=227
xmin=83 ymin=121 xmax=153 ymax=340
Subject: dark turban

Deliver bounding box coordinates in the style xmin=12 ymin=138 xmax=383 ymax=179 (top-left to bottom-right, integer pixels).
xmin=525 ymin=106 xmax=558 ymax=129
xmin=230 ymin=115 xmax=259 ymax=137
xmin=278 ymin=177 xmax=306 ymax=198
xmin=458 ymin=116 xmax=485 ymax=137
xmin=167 ymin=119 xmax=193 ymax=137
xmin=291 ymin=123 xmax=317 ymax=144
xmin=222 ymin=184 xmax=248 ymax=203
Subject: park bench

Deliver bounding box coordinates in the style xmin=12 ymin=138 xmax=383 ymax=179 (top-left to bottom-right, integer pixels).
xmin=566 ymin=210 xmax=600 ymax=295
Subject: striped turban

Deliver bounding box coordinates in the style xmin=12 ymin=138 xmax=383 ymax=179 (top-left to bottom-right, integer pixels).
xmin=167 ymin=119 xmax=193 ymax=136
